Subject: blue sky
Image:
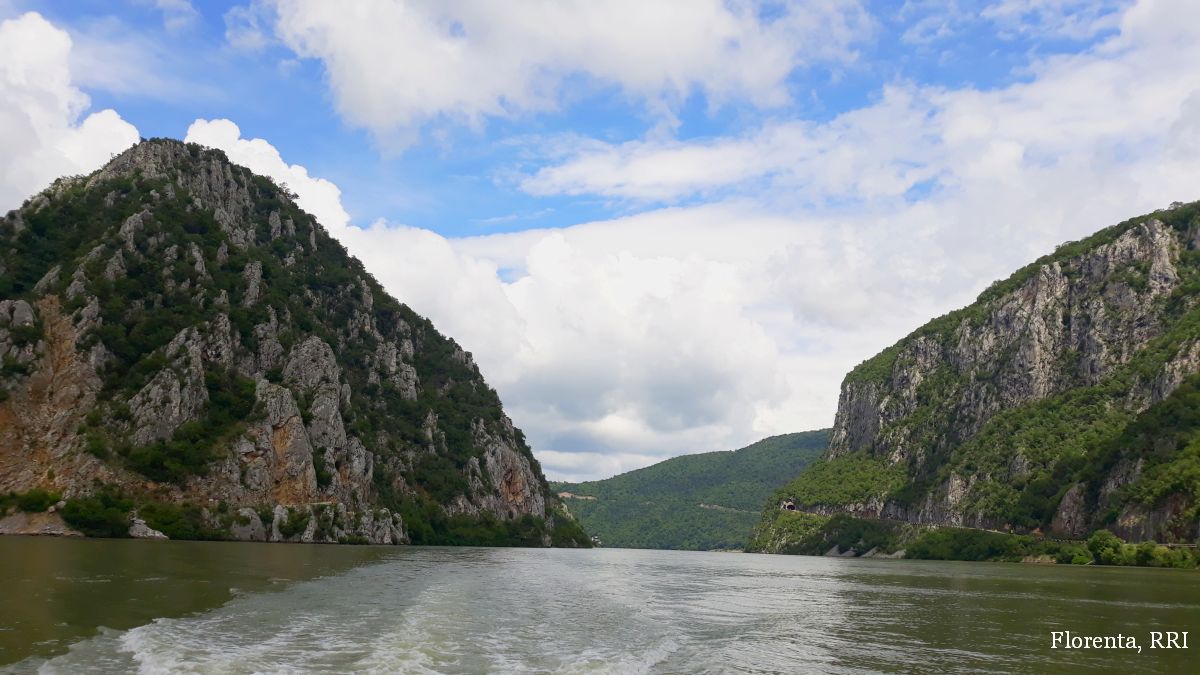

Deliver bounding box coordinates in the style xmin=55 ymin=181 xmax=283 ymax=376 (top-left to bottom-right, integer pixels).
xmin=18 ymin=0 xmax=1125 ymax=235
xmin=3 ymin=0 xmax=1198 ymax=480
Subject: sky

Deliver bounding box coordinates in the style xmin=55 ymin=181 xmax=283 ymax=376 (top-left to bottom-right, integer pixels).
xmin=3 ymin=0 xmax=1200 ymax=481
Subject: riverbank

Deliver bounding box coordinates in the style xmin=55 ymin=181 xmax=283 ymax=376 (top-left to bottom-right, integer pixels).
xmin=748 ymin=511 xmax=1199 ymax=569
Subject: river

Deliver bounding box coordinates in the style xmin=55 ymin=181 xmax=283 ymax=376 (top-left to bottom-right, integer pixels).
xmin=0 ymin=537 xmax=1195 ymax=673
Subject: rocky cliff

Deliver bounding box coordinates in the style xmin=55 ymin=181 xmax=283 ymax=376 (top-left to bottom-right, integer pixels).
xmin=0 ymin=139 xmax=587 ymax=546
xmin=753 ymin=202 xmax=1200 ymax=548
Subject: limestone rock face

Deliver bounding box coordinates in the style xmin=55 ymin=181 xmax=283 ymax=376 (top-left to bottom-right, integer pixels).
xmin=230 ymin=507 xmax=267 ymax=541
xmin=129 ymin=369 xmax=206 ymax=445
xmin=128 ymin=517 xmax=168 ymax=539
xmin=1050 ymin=483 xmax=1089 ymax=538
xmin=769 ymin=207 xmax=1200 ymax=545
xmin=0 ymin=139 xmax=578 ymax=546
xmin=284 ymin=336 xmax=341 ymax=391
xmin=243 ymin=381 xmax=317 ymax=505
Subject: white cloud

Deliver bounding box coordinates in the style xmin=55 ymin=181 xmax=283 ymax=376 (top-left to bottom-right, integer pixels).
xmin=523 ymin=0 xmax=1200 ymax=234
xmin=899 ymin=0 xmax=1129 ymax=45
xmin=149 ymin=0 xmax=200 ymax=33
xmin=190 ymin=1 xmax=1200 ymax=481
xmin=260 ymin=0 xmax=873 ymax=145
xmin=185 ymin=119 xmax=817 ymax=477
xmin=520 ymin=86 xmax=943 ymax=204
xmin=184 ymin=118 xmax=351 ymax=231
xmin=0 ymin=12 xmax=140 ymax=213
xmin=981 ymin=0 xmax=1128 ymax=40
xmin=224 ymin=1 xmax=272 ymax=52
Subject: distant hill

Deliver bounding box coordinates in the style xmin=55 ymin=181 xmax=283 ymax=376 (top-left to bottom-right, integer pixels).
xmin=551 ymin=431 xmax=829 ymax=550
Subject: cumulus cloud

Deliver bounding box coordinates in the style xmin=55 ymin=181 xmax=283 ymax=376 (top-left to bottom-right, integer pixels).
xmin=0 ymin=12 xmax=140 ymax=213
xmin=191 ymin=1 xmax=1200 ymax=481
xmin=185 ymin=120 xmax=811 ymax=479
xmin=185 ymin=118 xmax=351 ymax=231
xmin=523 ymin=0 xmax=1200 ymax=264
xmin=258 ymin=0 xmax=873 ymax=144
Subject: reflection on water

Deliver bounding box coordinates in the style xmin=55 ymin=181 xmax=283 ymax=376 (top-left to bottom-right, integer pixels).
xmin=0 ymin=537 xmax=392 ymax=665
xmin=1 ymin=538 xmax=1196 ymax=673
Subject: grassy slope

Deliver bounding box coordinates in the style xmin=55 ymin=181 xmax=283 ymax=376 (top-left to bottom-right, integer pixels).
xmin=552 ymin=431 xmax=829 ymax=550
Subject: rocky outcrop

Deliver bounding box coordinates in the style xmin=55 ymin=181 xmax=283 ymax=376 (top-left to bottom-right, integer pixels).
xmin=0 ymin=139 xmax=584 ymax=547
xmin=1050 ymin=483 xmax=1088 ymax=538
xmin=830 ymin=220 xmax=1186 ymax=466
xmin=768 ymin=205 xmax=1200 ymax=545
xmin=128 ymin=517 xmax=168 ymax=539
xmin=447 ymin=417 xmax=547 ymax=520
xmin=0 ymin=511 xmax=81 ymax=537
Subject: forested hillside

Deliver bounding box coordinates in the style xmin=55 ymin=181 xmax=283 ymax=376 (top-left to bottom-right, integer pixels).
xmin=0 ymin=139 xmax=588 ymax=547
xmin=553 ymin=431 xmax=828 ymax=549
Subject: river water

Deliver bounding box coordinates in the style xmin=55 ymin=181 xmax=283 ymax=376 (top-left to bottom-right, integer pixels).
xmin=0 ymin=537 xmax=1196 ymax=673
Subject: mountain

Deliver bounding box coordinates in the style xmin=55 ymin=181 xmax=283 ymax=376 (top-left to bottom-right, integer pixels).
xmin=552 ymin=431 xmax=828 ymax=550
xmin=750 ymin=202 xmax=1200 ymax=554
xmin=0 ymin=139 xmax=588 ymax=547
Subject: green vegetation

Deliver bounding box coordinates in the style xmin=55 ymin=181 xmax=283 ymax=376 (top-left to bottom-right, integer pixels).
xmin=60 ymin=490 xmax=135 ymax=538
xmin=1104 ymin=376 xmax=1200 ymax=529
xmin=139 ymin=502 xmax=227 ymax=540
xmin=751 ymin=511 xmax=1200 ymax=568
xmin=548 ymin=507 xmax=590 ymax=547
xmin=0 ymin=488 xmax=61 ymax=514
xmin=769 ymin=451 xmax=906 ymax=509
xmin=746 ymin=510 xmax=832 ymax=553
xmin=373 ymin=467 xmax=589 ymax=547
xmin=907 ymin=528 xmax=1041 ymax=562
xmin=122 ymin=369 xmax=258 ymax=483
xmin=312 ymin=450 xmax=333 ymax=489
xmin=278 ymin=507 xmax=310 ymax=538
xmin=52 ymin=487 xmax=230 ymax=540
xmin=16 ymin=488 xmax=60 ymax=513
xmin=768 ymin=201 xmax=1200 ymax=544
xmin=905 ymin=527 xmax=1199 ymax=568
xmin=560 ymin=497 xmax=760 ymax=550
xmin=1085 ymin=530 xmax=1197 ymax=568
xmin=0 ymin=139 xmax=576 ymax=548
xmin=8 ymin=323 xmax=43 ymax=346
xmin=552 ymin=431 xmax=828 ymax=549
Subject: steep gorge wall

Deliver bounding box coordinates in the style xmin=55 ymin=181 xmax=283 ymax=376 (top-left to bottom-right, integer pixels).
xmin=758 ymin=203 xmax=1200 ymax=546
xmin=0 ymin=140 xmax=582 ymax=546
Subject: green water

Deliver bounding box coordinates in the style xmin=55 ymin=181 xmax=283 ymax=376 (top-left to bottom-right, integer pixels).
xmin=0 ymin=537 xmax=392 ymax=666
xmin=1 ymin=537 xmax=1196 ymax=673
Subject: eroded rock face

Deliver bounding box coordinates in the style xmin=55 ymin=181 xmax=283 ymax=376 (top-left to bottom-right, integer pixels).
xmin=244 ymin=381 xmax=317 ymax=506
xmin=442 ymin=417 xmax=547 ymax=521
xmin=130 ymin=369 xmax=206 ymax=445
xmin=242 ymin=261 xmax=264 ymax=307
xmin=284 ymin=336 xmax=340 ymax=391
xmin=811 ymin=215 xmax=1200 ymax=542
xmin=129 ymin=517 xmax=168 ymax=539
xmin=0 ymin=139 xmax=571 ymax=546
xmin=1050 ymin=483 xmax=1089 ymax=538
